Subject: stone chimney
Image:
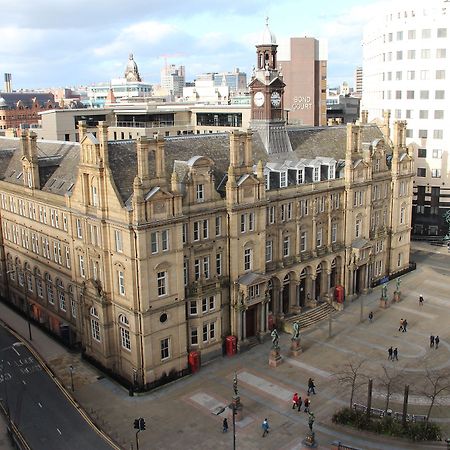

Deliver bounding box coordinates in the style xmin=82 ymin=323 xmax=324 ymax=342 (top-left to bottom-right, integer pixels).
xmin=78 ymin=120 xmax=87 ymax=142
xmin=361 ymin=110 xmax=368 ymax=124
xmin=382 ymin=111 xmax=391 ymax=142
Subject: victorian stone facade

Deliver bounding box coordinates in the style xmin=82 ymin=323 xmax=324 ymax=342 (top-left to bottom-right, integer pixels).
xmin=0 ymin=24 xmax=414 ymax=387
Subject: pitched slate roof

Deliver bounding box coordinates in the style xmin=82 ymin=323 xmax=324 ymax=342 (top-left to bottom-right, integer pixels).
xmin=0 ymin=123 xmax=392 ymax=203
xmin=0 ymin=137 xmax=79 ymax=194
xmin=0 ymin=92 xmax=55 ymax=109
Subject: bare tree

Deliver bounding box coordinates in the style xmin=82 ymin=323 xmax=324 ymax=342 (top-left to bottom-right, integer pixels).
xmin=333 ymin=360 xmax=367 ymax=409
xmin=377 ymin=365 xmax=402 ymax=412
xmin=421 ymin=367 xmax=450 ymax=422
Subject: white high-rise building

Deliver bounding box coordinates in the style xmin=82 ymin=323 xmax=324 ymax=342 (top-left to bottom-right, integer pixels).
xmin=362 ymin=0 xmax=450 ymax=236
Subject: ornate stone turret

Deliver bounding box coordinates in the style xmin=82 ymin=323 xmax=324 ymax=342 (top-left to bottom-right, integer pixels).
xmin=124 ymin=53 xmax=142 ymax=82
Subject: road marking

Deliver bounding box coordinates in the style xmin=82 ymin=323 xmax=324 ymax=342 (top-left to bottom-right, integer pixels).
xmin=190 ymin=392 xmax=225 ymax=414
xmin=239 ymin=371 xmax=291 ymax=401
xmin=12 ymin=346 xmax=20 ymax=356
xmin=56 ymin=428 xmax=62 ymax=435
xmin=38 ymin=402 xmax=42 ymax=408
xmin=284 ymin=358 xmax=332 ymax=379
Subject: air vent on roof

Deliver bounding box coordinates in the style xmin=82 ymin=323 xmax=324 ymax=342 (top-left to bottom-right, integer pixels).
xmin=49 ymin=178 xmax=57 ymax=187
xmin=9 ymin=170 xmax=15 ymax=177
xmin=67 ymin=183 xmax=74 ymax=191
xmin=58 ymin=181 xmax=65 ymax=189
xmin=16 ymin=172 xmax=23 ymax=179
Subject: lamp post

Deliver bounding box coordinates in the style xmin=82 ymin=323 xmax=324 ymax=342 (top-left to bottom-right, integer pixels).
xmin=69 ymin=365 xmax=74 ymax=392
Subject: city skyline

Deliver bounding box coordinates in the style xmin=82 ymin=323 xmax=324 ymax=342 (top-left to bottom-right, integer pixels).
xmin=2 ymin=0 xmax=390 ymax=89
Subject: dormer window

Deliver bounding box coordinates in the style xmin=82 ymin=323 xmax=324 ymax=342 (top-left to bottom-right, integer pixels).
xmin=264 ymin=174 xmax=270 ymax=190
xmin=313 ymin=167 xmax=320 ymax=182
xmin=196 ymin=184 xmax=205 ymax=203
xmin=328 ymin=165 xmax=335 ymax=180
xmin=297 ymin=169 xmax=304 ymax=184
xmin=280 ymin=172 xmax=287 ymax=188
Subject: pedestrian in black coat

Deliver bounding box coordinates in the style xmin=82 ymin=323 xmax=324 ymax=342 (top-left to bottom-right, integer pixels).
xmin=435 ymin=336 xmax=440 ymax=349
xmin=393 ymin=348 xmax=398 ymax=360
xmin=388 ymin=346 xmax=393 ymax=360
xmin=430 ymin=335 xmax=435 ymax=348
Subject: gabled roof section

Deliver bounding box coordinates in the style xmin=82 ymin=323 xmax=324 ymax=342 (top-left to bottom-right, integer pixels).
xmin=0 ymin=137 xmax=79 ymax=194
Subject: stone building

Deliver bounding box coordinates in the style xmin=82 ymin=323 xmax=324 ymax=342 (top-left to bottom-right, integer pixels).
xmin=0 ymin=23 xmax=414 ymax=387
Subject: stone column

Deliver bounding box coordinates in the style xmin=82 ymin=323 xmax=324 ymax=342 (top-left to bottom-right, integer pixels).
xmin=265 ymin=300 xmax=270 ymax=331
xmin=326 ymin=270 xmax=332 ymax=302
xmin=312 ymin=218 xmax=317 ymax=256
xmin=310 ymin=275 xmax=316 ymax=306
xmin=279 ymin=288 xmax=284 ymax=315
xmin=242 ymin=309 xmax=247 ymax=340
xmin=236 ymin=308 xmax=242 ymax=341
xmin=292 ymin=282 xmax=302 ymax=314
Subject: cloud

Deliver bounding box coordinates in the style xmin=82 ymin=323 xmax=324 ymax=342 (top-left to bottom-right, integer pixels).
xmin=93 ymin=21 xmax=179 ymax=57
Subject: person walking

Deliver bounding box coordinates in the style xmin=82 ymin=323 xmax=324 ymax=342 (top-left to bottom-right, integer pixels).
xmin=419 ymin=295 xmax=424 ymax=306
xmin=222 ymin=418 xmax=228 ymax=433
xmin=292 ymin=392 xmax=299 ymax=409
xmin=297 ymin=395 xmax=303 ymax=412
xmin=399 ymin=319 xmax=404 ymax=332
xmin=435 ymin=336 xmax=440 ymax=349
xmin=262 ymin=418 xmax=270 ymax=437
xmin=430 ymin=335 xmax=435 ymax=348
xmin=308 ymin=378 xmax=316 ymax=395
xmin=388 ymin=346 xmax=393 ymax=360
xmin=369 ymin=311 xmax=374 ymax=323
xmin=393 ymin=347 xmax=398 ymax=361
xmin=304 ymin=397 xmax=310 ymax=413
xmin=402 ymin=319 xmax=408 ymax=332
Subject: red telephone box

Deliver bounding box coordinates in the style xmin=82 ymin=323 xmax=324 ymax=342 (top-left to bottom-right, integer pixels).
xmin=225 ymin=335 xmax=237 ymax=356
xmin=334 ymin=285 xmax=345 ymax=303
xmin=188 ymin=351 xmax=201 ymax=373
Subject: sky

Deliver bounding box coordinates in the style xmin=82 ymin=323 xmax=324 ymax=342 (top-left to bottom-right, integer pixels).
xmin=1 ymin=0 xmax=386 ymax=90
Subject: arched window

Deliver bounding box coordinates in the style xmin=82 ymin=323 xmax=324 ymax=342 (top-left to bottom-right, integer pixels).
xmin=400 ymin=204 xmax=406 ymax=225
xmin=355 ymin=216 xmax=363 ymax=238
xmin=56 ymin=279 xmax=66 ymax=311
xmin=68 ymin=285 xmax=76 ymax=318
xmin=119 ymin=314 xmax=131 ymax=351
xmin=24 ymin=263 xmax=33 ymax=292
xmin=90 ymin=306 xmax=101 ymax=342
xmin=35 ymin=269 xmax=43 ymax=298
xmin=46 ymin=273 xmax=54 ymax=304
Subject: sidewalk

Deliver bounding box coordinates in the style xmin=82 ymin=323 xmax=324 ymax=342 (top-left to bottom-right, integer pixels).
xmin=0 ymin=242 xmax=448 ymax=449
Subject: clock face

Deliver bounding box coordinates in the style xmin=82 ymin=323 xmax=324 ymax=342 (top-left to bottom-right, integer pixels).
xmin=254 ymin=91 xmax=265 ymax=107
xmin=271 ymin=91 xmax=281 ymax=108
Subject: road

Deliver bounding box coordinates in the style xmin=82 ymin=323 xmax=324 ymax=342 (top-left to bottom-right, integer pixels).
xmin=411 ymin=245 xmax=450 ymax=276
xmin=0 ymin=324 xmax=113 ymax=450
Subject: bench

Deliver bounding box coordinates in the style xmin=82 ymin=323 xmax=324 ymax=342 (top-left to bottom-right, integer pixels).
xmin=370 ymin=408 xmax=385 ymax=418
xmin=353 ymin=403 xmax=367 ymax=413
xmin=412 ymin=414 xmax=427 ymax=422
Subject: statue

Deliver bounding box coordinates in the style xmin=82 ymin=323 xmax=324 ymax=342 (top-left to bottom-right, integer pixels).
xmin=233 ymin=371 xmax=239 ymax=397
xmin=382 ymin=283 xmax=388 ymax=299
xmin=271 ymin=328 xmax=280 ymax=349
xmin=291 ymin=321 xmax=300 ymax=341
xmin=396 ymin=277 xmax=401 ymax=292
xmin=308 ymin=412 xmax=315 ymax=432
xmin=444 ymin=210 xmax=450 ymax=241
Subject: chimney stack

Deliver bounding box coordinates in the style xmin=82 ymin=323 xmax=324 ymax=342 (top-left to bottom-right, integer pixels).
xmin=4 ymin=73 xmax=12 ymax=93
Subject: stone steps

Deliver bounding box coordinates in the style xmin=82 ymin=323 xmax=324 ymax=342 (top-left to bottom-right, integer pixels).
xmin=282 ymin=302 xmax=336 ymax=334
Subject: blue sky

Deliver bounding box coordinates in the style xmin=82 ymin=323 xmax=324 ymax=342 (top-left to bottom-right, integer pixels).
xmin=1 ymin=0 xmax=380 ymax=90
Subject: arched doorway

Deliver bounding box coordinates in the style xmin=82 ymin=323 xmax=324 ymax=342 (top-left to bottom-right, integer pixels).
xmin=330 ymin=259 xmax=337 ymax=289
xmin=282 ymin=274 xmax=290 ymax=314
xmin=315 ymin=264 xmax=322 ymax=300
xmin=299 ymin=269 xmax=306 ymax=307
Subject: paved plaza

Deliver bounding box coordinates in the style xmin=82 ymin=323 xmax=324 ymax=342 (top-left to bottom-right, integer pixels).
xmin=1 ymin=242 xmax=450 ymax=450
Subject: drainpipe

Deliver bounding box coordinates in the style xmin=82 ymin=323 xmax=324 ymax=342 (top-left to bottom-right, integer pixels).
xmin=133 ymin=228 xmax=145 ymax=388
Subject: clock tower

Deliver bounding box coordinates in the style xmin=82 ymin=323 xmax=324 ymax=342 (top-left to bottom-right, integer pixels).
xmin=249 ymin=18 xmax=292 ymax=154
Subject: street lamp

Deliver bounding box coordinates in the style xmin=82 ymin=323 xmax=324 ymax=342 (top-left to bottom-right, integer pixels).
xmin=69 ymin=365 xmax=74 ymax=392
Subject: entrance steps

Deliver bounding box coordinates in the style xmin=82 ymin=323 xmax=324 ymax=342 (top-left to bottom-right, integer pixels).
xmin=282 ymin=302 xmax=336 ymax=334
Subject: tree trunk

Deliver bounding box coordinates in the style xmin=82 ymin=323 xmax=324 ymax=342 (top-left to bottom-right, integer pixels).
xmin=426 ymin=396 xmax=436 ymax=422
